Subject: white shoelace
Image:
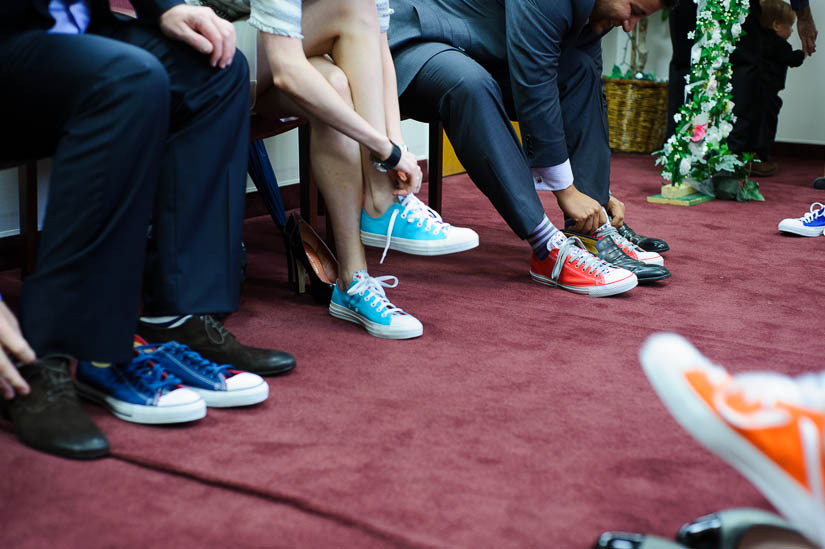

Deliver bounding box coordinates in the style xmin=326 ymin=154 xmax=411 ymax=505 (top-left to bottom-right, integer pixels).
xmin=347 ymin=275 xmax=405 ymax=319
xmin=380 ymin=194 xmax=451 ymax=263
xmin=596 ymin=223 xmax=645 ymax=255
xmin=551 ymin=237 xmax=612 ymax=281
xmin=800 ymin=202 xmax=825 ymax=223
xmin=715 ymin=371 xmax=825 ymax=430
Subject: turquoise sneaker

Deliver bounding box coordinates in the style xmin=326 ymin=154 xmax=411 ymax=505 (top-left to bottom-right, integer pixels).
xmin=328 ymin=271 xmax=423 ymax=339
xmin=361 ymin=194 xmax=479 ymax=262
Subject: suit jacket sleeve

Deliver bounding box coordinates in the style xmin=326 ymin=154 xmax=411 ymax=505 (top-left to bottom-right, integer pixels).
xmin=505 ymin=0 xmax=571 ymax=168
xmin=130 ymin=0 xmax=185 ymax=21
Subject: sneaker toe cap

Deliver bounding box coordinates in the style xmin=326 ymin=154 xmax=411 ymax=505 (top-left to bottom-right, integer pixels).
xmin=225 ymin=372 xmax=267 ymax=391
xmin=158 ymin=387 xmax=204 ymax=407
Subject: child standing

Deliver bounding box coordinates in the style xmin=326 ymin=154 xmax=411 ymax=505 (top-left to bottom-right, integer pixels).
xmin=752 ymin=0 xmax=806 ymax=176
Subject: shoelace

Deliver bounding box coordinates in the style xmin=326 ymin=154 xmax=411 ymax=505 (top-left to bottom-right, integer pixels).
xmin=715 ymin=370 xmax=825 ymax=430
xmin=201 ymin=314 xmax=234 ymax=345
xmin=35 ymin=361 xmax=76 ymax=402
xmin=595 ymin=224 xmax=645 ymax=257
xmin=347 ymin=275 xmax=406 ymax=319
xmin=801 ymin=202 xmax=825 ymax=223
xmin=551 ymin=237 xmax=612 ymax=281
xmin=125 ymin=354 xmax=183 ymax=394
xmin=380 ymin=194 xmax=450 ymax=264
xmin=138 ymin=342 xmax=231 ymax=379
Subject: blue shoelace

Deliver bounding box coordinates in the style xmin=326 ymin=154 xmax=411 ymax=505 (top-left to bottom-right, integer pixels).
xmin=124 ymin=354 xmax=183 ymax=394
xmin=137 ymin=342 xmax=232 ymax=379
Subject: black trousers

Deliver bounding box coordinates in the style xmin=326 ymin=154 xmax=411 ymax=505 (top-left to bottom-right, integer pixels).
xmin=728 ymin=0 xmax=763 ymax=153
xmin=399 ymin=45 xmax=611 ymax=240
xmin=0 ymin=19 xmax=250 ymax=364
xmin=666 ymin=0 xmax=696 ymax=137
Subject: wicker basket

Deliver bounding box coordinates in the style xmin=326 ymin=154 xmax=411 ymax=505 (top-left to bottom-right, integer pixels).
xmin=602 ymin=77 xmax=668 ymax=154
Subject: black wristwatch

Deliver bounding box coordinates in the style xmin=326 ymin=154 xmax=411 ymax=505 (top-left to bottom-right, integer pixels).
xmin=371 ymin=141 xmax=402 ymax=172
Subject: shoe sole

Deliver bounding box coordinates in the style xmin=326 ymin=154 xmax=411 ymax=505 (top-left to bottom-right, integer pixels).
xmin=778 ymin=220 xmax=825 ymax=237
xmin=640 ymin=333 xmax=825 ymax=547
xmin=75 ymin=381 xmax=207 ymax=425
xmin=189 ymin=380 xmax=269 ymax=408
xmin=636 ymin=270 xmax=672 ymax=283
xmin=329 ymin=302 xmax=423 ymax=339
xmin=528 ymin=271 xmax=638 ymax=297
xmin=360 ymin=231 xmax=479 ymax=256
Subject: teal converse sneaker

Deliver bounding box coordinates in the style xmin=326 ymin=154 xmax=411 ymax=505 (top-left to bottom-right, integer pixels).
xmin=328 ymin=271 xmax=423 ymax=339
xmin=360 ymin=194 xmax=479 ymax=262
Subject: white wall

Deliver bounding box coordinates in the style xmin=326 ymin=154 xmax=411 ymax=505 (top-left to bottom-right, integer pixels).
xmin=0 ymin=120 xmax=430 ymax=237
xmin=602 ymin=2 xmax=825 ymax=145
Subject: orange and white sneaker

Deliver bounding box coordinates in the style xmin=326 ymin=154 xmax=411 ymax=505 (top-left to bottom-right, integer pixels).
xmin=529 ymin=237 xmax=637 ymax=297
xmin=640 ymin=333 xmax=825 ymax=548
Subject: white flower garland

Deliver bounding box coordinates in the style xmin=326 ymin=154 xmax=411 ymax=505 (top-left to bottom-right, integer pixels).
xmin=655 ymin=0 xmax=751 ymax=188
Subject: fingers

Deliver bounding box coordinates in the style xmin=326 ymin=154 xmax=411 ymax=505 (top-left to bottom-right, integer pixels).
xmin=218 ymin=19 xmax=236 ymax=68
xmin=0 ymin=303 xmax=36 ymax=364
xmin=192 ymin=15 xmax=224 ymax=67
xmin=0 ymin=350 xmax=30 ymax=399
xmin=175 ymin=22 xmax=215 ymax=56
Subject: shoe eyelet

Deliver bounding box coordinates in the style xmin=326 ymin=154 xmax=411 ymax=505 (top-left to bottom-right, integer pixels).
xmin=417 ymin=222 xmax=423 ymax=228
xmin=401 ymin=213 xmax=407 ymax=219
xmin=371 ymin=301 xmax=377 ymax=308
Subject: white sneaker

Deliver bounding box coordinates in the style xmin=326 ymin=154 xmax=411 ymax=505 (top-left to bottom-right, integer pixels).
xmin=778 ymin=203 xmax=825 ymax=237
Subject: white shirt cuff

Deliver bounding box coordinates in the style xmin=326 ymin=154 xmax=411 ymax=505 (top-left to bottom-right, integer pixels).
xmin=532 ymin=161 xmax=574 ymax=192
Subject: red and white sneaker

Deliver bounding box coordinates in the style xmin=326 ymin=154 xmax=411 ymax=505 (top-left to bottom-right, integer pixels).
xmin=529 ymin=237 xmax=637 ymax=297
xmin=640 ymin=333 xmax=825 ymax=548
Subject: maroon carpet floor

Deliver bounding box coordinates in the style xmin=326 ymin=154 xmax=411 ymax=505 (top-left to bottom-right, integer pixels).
xmin=2 ymin=153 xmax=824 ymax=548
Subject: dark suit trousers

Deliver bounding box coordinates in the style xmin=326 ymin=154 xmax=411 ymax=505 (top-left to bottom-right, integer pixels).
xmin=0 ymin=20 xmax=249 ymax=364
xmin=399 ymin=46 xmax=610 ymax=239
xmin=728 ymin=0 xmax=762 ymax=153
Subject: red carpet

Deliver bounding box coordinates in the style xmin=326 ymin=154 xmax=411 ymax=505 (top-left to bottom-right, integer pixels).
xmin=2 ymin=153 xmax=823 ymax=547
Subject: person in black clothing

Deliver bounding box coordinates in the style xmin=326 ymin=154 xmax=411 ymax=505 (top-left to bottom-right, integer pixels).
xmin=753 ymin=0 xmax=806 ymax=175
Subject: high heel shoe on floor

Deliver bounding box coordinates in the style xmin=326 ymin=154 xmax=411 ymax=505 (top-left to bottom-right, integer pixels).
xmin=285 ymin=213 xmax=339 ymax=305
xmin=677 ymin=508 xmax=816 ymax=549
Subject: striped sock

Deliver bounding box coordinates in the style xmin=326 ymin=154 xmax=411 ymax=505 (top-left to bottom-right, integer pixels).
xmin=527 ymin=215 xmax=565 ymax=260
xmin=139 ymin=315 xmax=192 ymax=329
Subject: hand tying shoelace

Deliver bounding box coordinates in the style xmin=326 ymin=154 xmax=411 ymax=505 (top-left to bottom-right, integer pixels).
xmin=551 ymin=237 xmax=613 ymax=282
xmin=346 ymin=274 xmax=409 ymax=319
xmin=380 ymin=194 xmax=451 ymax=263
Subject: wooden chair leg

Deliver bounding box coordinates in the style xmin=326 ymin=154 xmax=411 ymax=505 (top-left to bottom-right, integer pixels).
xmin=428 ymin=121 xmax=443 ymax=214
xmin=18 ymin=161 xmax=38 ymax=276
xmin=298 ymin=124 xmax=319 ymax=231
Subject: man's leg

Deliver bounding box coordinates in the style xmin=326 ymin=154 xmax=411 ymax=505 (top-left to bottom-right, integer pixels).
xmin=0 ymin=30 xmax=172 ymax=457
xmin=399 ymin=48 xmax=637 ymax=296
xmin=97 ymin=20 xmax=295 ymax=376
xmin=557 ymin=43 xmax=611 ymax=207
xmin=399 ymin=49 xmax=546 ymax=240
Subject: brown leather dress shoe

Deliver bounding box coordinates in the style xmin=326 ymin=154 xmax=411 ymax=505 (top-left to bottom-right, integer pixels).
xmin=137 ymin=315 xmax=295 ymax=376
xmin=4 ymin=357 xmax=109 ymax=459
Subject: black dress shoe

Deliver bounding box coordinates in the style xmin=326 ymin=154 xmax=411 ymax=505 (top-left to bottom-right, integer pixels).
xmin=566 ymin=228 xmax=671 ymax=283
xmin=4 ymin=357 xmax=109 ymax=459
xmin=137 ymin=315 xmax=295 ymax=376
xmin=618 ymin=224 xmax=670 ymax=253
xmin=594 ymin=532 xmax=688 ymax=548
xmin=677 ymin=508 xmax=809 ymax=549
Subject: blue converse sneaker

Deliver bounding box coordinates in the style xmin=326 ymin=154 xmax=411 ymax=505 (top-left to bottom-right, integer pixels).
xmin=778 ymin=202 xmax=825 ymax=237
xmin=361 ymin=194 xmax=479 ymax=262
xmin=75 ymin=355 xmax=206 ymax=424
xmin=134 ymin=338 xmax=269 ymax=408
xmin=329 ymin=271 xmax=423 ymax=339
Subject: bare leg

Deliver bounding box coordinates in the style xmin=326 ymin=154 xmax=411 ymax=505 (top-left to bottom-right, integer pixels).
xmin=256 ymin=56 xmax=367 ymax=289
xmin=257 ymin=0 xmax=399 ymax=218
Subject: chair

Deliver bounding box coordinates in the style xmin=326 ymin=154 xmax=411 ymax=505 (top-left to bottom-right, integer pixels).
xmin=0 ymin=159 xmax=39 ymax=276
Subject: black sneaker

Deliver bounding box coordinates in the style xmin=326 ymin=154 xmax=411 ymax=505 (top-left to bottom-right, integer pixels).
xmin=137 ymin=315 xmax=295 ymax=377
xmin=565 ymin=227 xmax=671 ymax=283
xmin=5 ymin=357 xmax=109 ymax=459
xmin=617 ymin=224 xmax=670 ymax=253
